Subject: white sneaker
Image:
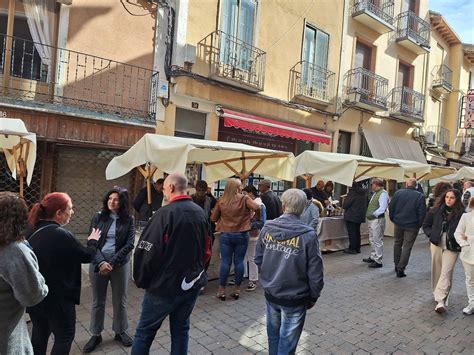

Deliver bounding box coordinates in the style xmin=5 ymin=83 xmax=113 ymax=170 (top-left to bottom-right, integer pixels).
xmin=462 ymin=305 xmax=474 ymax=315
xmin=435 ymin=302 xmax=446 ymax=313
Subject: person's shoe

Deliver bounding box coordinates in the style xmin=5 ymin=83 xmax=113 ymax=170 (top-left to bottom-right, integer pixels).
xmin=462 ymin=305 xmax=474 ymax=315
xmin=114 ymin=332 xmax=133 ymax=347
xmin=435 ymin=302 xmax=446 ymax=313
xmin=396 ymin=270 xmax=407 ymax=278
xmin=228 ymin=279 xmax=236 ymax=286
xmin=363 ymin=257 xmax=375 ymax=263
xmin=83 ymin=335 xmax=102 ymax=353
xmin=368 ymin=262 xmax=382 ymax=268
xmin=245 ymin=281 xmax=257 ymax=292
xmin=356 ymin=250 xmax=361 ymax=254
xmin=343 ymin=249 xmax=357 ymax=254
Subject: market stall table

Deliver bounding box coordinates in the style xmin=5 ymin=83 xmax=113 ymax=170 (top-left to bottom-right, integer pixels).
xmin=317 ymin=216 xmax=369 ymax=252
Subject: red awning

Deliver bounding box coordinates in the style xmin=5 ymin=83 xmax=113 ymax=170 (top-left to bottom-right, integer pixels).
xmin=218 ymin=108 xmax=331 ymax=145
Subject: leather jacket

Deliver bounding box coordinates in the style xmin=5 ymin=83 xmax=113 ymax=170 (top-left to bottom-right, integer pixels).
xmin=90 ymin=212 xmax=135 ymax=271
xmin=422 ymin=205 xmax=461 ymax=252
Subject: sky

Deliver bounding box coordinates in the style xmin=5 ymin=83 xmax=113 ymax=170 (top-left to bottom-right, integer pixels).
xmin=429 ymin=0 xmax=474 ymax=44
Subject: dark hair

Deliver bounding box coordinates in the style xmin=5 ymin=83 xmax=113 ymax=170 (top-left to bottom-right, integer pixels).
xmin=433 ymin=182 xmax=452 ymax=199
xmin=101 ymin=188 xmax=130 ymax=221
xmin=155 ymin=178 xmax=164 ymax=185
xmin=28 ymin=192 xmax=71 ymax=229
xmin=195 ymin=180 xmax=208 ymax=190
xmin=324 ymin=181 xmax=334 ymax=190
xmin=302 ymin=188 xmax=313 ymax=200
xmin=243 ymin=185 xmax=259 ymax=197
xmin=351 ymin=181 xmax=365 ymax=195
xmin=0 ymin=192 xmax=29 ymax=246
xmin=435 ymin=188 xmax=464 ymax=220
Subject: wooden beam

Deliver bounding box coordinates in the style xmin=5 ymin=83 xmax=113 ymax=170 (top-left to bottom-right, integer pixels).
xmin=203 ymin=153 xmax=289 ymax=167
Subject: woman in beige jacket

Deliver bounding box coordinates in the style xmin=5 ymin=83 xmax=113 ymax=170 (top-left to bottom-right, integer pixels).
xmin=454 ymin=197 xmax=474 ymax=315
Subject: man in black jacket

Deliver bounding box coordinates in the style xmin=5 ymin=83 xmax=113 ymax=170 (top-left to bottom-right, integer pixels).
xmin=389 ymin=178 xmax=427 ymax=277
xmin=258 ymin=179 xmax=282 ymax=220
xmin=132 ymin=172 xmax=211 ymax=354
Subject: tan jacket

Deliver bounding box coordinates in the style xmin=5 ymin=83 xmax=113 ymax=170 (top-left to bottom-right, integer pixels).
xmin=211 ymin=194 xmax=259 ymax=233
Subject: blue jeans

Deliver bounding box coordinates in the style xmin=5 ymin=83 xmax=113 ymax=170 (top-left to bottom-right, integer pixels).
xmin=131 ymin=290 xmax=199 ymax=355
xmin=266 ymin=301 xmax=307 ymax=355
xmin=219 ymin=232 xmax=249 ymax=286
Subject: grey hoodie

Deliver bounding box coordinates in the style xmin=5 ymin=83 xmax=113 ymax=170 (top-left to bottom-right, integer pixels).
xmin=255 ymin=214 xmax=324 ymax=307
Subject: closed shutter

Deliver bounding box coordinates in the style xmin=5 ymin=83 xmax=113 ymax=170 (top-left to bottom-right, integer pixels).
xmin=54 ymin=146 xmax=133 ymax=238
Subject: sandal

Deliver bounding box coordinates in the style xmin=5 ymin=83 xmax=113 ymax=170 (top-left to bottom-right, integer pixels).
xmin=216 ymin=293 xmax=226 ymax=301
xmin=231 ymin=292 xmax=240 ymax=300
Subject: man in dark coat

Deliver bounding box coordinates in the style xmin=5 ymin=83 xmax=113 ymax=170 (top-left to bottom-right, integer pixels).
xmin=133 ymin=178 xmax=164 ymax=225
xmin=258 ymin=179 xmax=282 ymax=220
xmin=343 ymin=182 xmax=367 ymax=254
xmin=389 ymin=178 xmax=427 ymax=277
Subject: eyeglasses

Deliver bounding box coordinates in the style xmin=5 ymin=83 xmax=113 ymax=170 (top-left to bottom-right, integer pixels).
xmin=113 ymin=186 xmax=128 ymax=193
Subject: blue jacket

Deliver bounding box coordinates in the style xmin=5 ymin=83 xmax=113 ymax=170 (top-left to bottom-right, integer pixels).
xmin=255 ymin=214 xmax=324 ymax=307
xmin=389 ymin=186 xmax=427 ymax=229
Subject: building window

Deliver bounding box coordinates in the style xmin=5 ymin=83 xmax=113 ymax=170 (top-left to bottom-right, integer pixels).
xmin=337 ymin=131 xmax=352 ymax=154
xmin=174 ymin=108 xmax=207 ymax=139
xmin=355 ymin=40 xmax=374 ymax=70
xmin=398 ymin=61 xmax=413 ymax=88
xmin=0 ymin=14 xmax=44 ymax=81
xmin=302 ymin=24 xmax=329 ymax=88
xmin=220 ymin=0 xmax=258 ymax=70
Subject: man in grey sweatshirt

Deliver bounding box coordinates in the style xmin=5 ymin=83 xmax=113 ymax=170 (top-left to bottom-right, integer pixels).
xmin=255 ymin=189 xmax=324 ymax=355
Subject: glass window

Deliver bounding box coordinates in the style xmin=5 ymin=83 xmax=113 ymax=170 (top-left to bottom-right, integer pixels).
xmin=302 ymin=25 xmax=329 ymax=89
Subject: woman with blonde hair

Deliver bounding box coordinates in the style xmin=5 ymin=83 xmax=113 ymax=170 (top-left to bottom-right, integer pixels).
xmin=211 ymin=178 xmax=260 ymax=300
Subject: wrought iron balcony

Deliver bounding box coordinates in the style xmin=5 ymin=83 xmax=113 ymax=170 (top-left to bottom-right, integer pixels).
xmin=0 ymin=34 xmax=158 ymax=121
xmin=199 ymin=30 xmax=266 ymax=92
xmin=351 ymin=0 xmax=395 ymax=34
xmin=396 ymin=11 xmax=430 ymax=54
xmin=343 ymin=67 xmax=388 ymax=111
xmin=290 ymin=61 xmax=335 ymax=105
xmin=389 ymin=86 xmax=425 ymax=122
xmin=431 ymin=64 xmax=452 ymax=94
xmin=425 ymin=125 xmax=450 ymax=150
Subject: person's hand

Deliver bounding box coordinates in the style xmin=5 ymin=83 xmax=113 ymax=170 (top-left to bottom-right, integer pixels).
xmin=461 ymin=234 xmax=468 ymax=241
xmin=99 ymin=262 xmax=113 ymax=276
xmin=88 ymin=228 xmax=101 ymax=241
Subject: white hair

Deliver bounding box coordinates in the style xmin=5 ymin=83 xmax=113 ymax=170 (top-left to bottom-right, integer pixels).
xmin=281 ymin=189 xmax=307 ymax=216
xmin=166 ymin=172 xmax=187 ymax=193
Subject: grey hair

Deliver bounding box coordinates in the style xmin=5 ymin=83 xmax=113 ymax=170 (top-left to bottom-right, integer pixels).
xmin=281 ymin=188 xmax=307 ymax=216
xmin=166 ymin=172 xmax=187 ymax=193
xmin=371 ymin=178 xmax=384 ymax=187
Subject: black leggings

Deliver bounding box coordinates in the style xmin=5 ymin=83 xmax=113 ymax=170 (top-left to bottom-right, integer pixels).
xmin=29 ymin=300 xmax=76 ymax=355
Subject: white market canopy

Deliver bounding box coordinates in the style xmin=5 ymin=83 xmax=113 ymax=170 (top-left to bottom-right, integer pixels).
xmin=106 ymin=133 xmax=295 ymax=183
xmin=430 ymin=166 xmax=474 ymax=185
xmin=386 ymin=158 xmax=456 ymax=181
xmin=0 ymin=118 xmax=37 ymax=197
xmin=295 ymin=151 xmax=404 ymax=187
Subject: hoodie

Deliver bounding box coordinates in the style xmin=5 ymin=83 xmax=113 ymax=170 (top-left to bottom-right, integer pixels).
xmin=255 ymin=214 xmax=324 ymax=307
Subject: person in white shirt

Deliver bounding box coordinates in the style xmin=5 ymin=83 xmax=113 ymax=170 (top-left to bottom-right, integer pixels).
xmin=363 ymin=179 xmax=389 ymax=268
xmin=454 ymin=197 xmax=474 ymax=315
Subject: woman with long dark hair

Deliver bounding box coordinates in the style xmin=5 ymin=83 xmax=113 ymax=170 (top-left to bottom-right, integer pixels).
xmin=27 ymin=192 xmax=101 ymax=355
xmin=211 ymin=179 xmax=260 ymax=301
xmin=84 ymin=187 xmax=135 ymax=353
xmin=0 ymin=192 xmax=48 ymax=354
xmin=423 ymin=189 xmax=464 ymax=313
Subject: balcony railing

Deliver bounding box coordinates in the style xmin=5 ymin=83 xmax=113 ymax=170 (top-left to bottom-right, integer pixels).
xmin=426 ymin=125 xmax=450 ymax=149
xmin=396 ymin=11 xmax=430 ymax=52
xmin=389 ymin=86 xmax=425 ymax=121
xmin=351 ymin=0 xmax=395 ymax=29
xmin=343 ymin=67 xmax=389 ymax=110
xmin=0 ymin=34 xmax=158 ymax=121
xmin=290 ymin=61 xmax=335 ymax=104
xmin=199 ymin=30 xmax=266 ymax=92
xmin=432 ymin=64 xmax=452 ymax=93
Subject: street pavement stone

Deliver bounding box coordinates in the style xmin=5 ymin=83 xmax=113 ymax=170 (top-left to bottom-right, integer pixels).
xmin=48 ymin=237 xmax=473 ymax=354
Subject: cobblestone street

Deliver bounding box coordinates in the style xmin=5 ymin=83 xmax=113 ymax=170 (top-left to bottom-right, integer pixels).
xmin=64 ymin=237 xmax=473 ymax=354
